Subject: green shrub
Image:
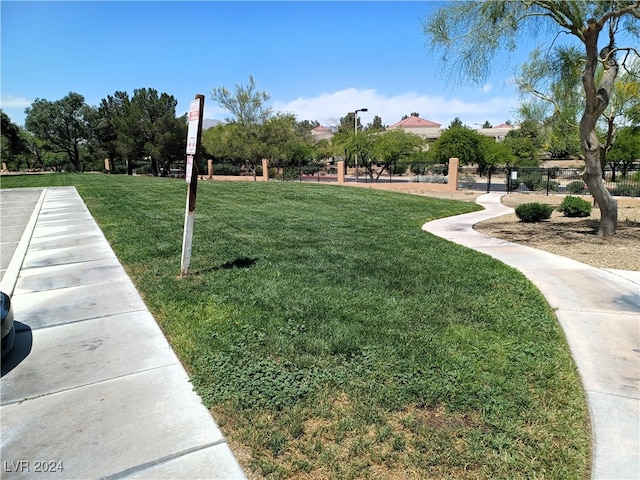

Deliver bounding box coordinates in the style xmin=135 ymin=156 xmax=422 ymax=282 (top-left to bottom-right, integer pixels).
xmin=558 ymin=196 xmax=592 ymax=217
xmin=611 ymin=183 xmax=640 ymax=197
xmin=214 ymin=163 xmax=241 ymax=175
xmin=566 ymin=180 xmax=588 ymax=194
xmin=520 ymin=171 xmax=546 ymax=191
xmin=515 ymin=202 xmax=553 ymax=222
xmin=459 ymin=174 xmax=476 ymax=189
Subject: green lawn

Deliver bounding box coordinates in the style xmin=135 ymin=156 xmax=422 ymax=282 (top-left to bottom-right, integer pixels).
xmin=2 ymin=174 xmax=591 ymax=479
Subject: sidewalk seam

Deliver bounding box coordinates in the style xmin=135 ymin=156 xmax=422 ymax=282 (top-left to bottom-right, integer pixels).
xmin=1 ymin=362 xmax=181 ymax=407
xmin=100 ymin=440 xmax=230 ymax=480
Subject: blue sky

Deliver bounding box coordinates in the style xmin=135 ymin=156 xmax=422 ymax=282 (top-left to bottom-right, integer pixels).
xmin=2 ymin=1 xmax=531 ymax=129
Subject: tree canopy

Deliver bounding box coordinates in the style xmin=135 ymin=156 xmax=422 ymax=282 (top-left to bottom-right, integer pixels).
xmin=210 ymin=75 xmax=272 ymax=126
xmin=24 ymin=92 xmax=93 ymax=172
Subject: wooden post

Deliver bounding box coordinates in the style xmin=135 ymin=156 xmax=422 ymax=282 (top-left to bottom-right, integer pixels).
xmin=181 ymin=94 xmax=205 ymax=276
xmin=262 ymin=158 xmax=269 ymax=181
xmin=208 ymin=159 xmax=213 ymax=179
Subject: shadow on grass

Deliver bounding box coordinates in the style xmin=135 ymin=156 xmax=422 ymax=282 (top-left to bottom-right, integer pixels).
xmin=193 ymin=257 xmax=258 ymax=275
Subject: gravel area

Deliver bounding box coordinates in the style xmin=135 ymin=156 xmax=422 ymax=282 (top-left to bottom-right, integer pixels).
xmin=474 ymin=194 xmax=640 ymax=271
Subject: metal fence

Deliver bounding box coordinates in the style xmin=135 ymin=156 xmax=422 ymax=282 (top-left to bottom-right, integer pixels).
xmin=207 ymin=160 xmax=640 ymax=197
xmin=461 ymin=166 xmax=640 ymax=197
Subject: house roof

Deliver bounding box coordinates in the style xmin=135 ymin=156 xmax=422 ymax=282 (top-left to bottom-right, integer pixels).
xmin=312 ymin=126 xmax=332 ymax=133
xmin=389 ymin=116 xmax=441 ymax=129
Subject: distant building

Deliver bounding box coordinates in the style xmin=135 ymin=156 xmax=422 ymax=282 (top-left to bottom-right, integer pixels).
xmin=311 ymin=125 xmax=333 ymax=142
xmin=388 ymin=116 xmax=442 ymax=140
xmin=475 ymin=123 xmax=515 ymax=142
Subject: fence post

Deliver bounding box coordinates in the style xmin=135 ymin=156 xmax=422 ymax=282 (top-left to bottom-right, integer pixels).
xmin=337 ymin=161 xmax=345 ymax=184
xmin=207 ymin=159 xmax=213 ymax=179
xmin=262 ymin=158 xmax=269 ymax=181
xmin=448 ymin=158 xmax=459 ymax=191
xmin=546 ymin=168 xmax=550 ymax=195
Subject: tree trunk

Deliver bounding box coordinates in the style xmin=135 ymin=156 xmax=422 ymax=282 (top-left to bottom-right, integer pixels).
xmin=579 ymin=24 xmax=618 ymax=237
xmin=581 ymin=144 xmax=617 ymax=236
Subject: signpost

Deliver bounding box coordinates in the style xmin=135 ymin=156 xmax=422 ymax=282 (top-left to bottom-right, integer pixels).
xmin=180 ymin=94 xmax=205 ymax=276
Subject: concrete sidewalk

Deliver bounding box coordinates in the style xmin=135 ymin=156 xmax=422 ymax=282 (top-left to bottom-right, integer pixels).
xmin=1 ymin=187 xmax=246 ymax=479
xmin=423 ymin=193 xmax=640 ymax=480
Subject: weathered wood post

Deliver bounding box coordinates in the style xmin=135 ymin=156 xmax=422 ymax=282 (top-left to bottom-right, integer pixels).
xmin=262 ymin=158 xmax=269 ymax=181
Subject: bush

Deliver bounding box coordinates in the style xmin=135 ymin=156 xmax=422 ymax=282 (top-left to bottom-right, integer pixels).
xmin=412 ymin=174 xmax=447 ymax=184
xmin=520 ymin=171 xmax=546 ymax=191
xmin=515 ymin=202 xmax=553 ymax=222
xmin=459 ymin=174 xmax=476 ymax=189
xmin=611 ymin=183 xmax=640 ymax=197
xmin=558 ymin=196 xmax=592 ymax=217
xmin=566 ymin=180 xmax=588 ymax=194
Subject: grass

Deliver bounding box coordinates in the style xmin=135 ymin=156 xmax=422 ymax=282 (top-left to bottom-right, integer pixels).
xmin=1 ymin=174 xmax=591 ymax=479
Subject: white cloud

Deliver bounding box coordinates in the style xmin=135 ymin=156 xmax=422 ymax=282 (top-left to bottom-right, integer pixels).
xmin=0 ymin=94 xmax=32 ymax=109
xmin=272 ymin=88 xmax=518 ymax=129
xmin=481 ymin=83 xmax=493 ymax=93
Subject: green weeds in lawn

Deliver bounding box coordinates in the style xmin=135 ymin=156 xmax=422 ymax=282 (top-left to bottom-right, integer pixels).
xmin=1 ymin=174 xmax=591 ymax=479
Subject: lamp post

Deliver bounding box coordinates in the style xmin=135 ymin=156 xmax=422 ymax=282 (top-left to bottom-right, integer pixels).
xmin=354 ymin=108 xmax=368 ymax=182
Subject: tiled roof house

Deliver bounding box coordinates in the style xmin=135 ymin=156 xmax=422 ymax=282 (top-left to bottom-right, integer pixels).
xmin=311 ymin=125 xmax=333 ymax=142
xmin=476 ymin=123 xmax=516 ymax=142
xmin=388 ymin=116 xmax=442 ymax=139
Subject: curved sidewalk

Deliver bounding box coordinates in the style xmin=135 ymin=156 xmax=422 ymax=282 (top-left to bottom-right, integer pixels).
xmin=1 ymin=187 xmax=246 ymax=479
xmin=423 ymin=193 xmax=640 ymax=480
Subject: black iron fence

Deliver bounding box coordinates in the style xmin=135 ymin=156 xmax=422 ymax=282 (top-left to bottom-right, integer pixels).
xmin=461 ymin=166 xmax=640 ymax=197
xmin=206 ymin=160 xmax=640 ymax=197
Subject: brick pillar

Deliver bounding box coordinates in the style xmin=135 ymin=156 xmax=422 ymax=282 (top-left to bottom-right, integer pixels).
xmin=337 ymin=161 xmax=345 ymax=184
xmin=448 ymin=157 xmax=459 ymax=191
xmin=262 ymin=158 xmax=269 ymax=181
xmin=207 ymin=159 xmax=213 ymax=179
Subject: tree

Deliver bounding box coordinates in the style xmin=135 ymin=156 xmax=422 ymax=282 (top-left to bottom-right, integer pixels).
xmin=482 ymin=137 xmax=516 ymax=171
xmin=423 ymin=1 xmax=640 ymax=236
xmin=448 ymin=117 xmax=464 ymax=129
xmin=371 ymin=129 xmax=425 ymax=180
xmin=336 ymin=112 xmax=363 ymax=135
xmin=261 ymin=113 xmax=313 ymax=166
xmin=366 ymin=115 xmax=385 ymax=132
xmin=1 ymin=110 xmax=30 ymax=170
xmin=94 ymin=91 xmax=136 ymax=174
xmin=429 ymin=126 xmax=485 ymax=166
xmin=24 ymin=92 xmax=93 ymax=172
xmin=607 ymin=126 xmax=640 ymax=177
xmin=210 ymin=75 xmax=272 ymax=126
xmin=125 ymin=88 xmax=186 ymax=176
xmin=515 ymin=45 xmax=584 ymax=158
xmin=482 ymin=121 xmax=493 ymax=129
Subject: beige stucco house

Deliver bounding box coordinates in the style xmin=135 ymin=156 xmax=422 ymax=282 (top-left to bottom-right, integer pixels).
xmin=388 ymin=116 xmax=442 ymax=140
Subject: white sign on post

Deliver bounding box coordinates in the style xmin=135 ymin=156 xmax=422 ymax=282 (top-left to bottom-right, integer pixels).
xmin=186 ymin=98 xmax=200 ymax=156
